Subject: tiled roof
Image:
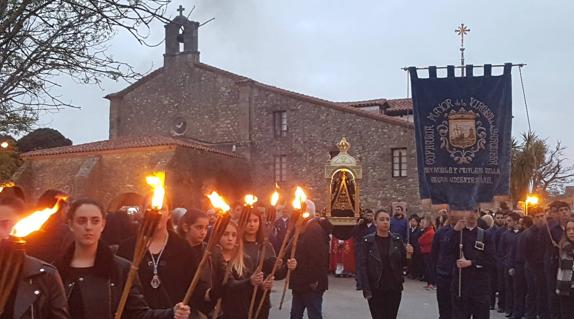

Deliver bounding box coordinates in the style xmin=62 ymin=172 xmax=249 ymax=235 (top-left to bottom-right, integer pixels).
xmin=105 ymin=60 xmax=414 ymax=128
xmin=21 ymin=136 xmax=243 ymax=159
xmin=192 ymin=63 xmax=413 ymax=128
xmin=336 ymin=98 xmax=388 ymax=108
xmin=338 ymin=98 xmax=413 ymax=111
xmin=385 ymin=98 xmax=413 ymax=111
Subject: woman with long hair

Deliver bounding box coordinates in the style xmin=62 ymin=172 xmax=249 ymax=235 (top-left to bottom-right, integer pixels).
xmin=210 ymin=221 xmax=257 ymax=319
xmin=360 ymin=209 xmax=407 ymax=319
xmin=242 ymin=210 xmax=289 ymax=319
xmin=176 ymin=209 xmax=214 ymax=318
xmin=55 ymin=199 xmax=190 ymax=319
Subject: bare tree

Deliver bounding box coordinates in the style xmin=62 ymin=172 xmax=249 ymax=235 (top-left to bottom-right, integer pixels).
xmin=0 ymin=0 xmax=172 ymax=134
xmin=511 ymin=131 xmax=574 ymax=201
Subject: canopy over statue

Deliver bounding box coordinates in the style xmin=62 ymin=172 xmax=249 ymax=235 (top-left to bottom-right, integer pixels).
xmin=325 ymin=137 xmax=362 ymax=240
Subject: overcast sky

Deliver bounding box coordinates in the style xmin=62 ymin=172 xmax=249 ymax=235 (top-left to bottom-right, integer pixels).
xmin=41 ymin=0 xmax=574 ymax=161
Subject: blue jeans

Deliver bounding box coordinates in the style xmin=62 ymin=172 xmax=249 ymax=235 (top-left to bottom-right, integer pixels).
xmin=290 ymin=291 xmax=324 ymax=319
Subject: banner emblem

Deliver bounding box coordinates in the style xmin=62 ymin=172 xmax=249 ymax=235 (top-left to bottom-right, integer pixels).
xmin=437 ymin=107 xmax=487 ymax=164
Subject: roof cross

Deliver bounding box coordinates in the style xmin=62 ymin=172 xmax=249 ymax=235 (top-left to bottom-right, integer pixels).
xmin=455 ymin=23 xmax=470 ymax=71
xmin=177 ymin=5 xmax=185 ymax=16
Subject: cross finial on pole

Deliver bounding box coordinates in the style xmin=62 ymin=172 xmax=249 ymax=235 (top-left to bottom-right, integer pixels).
xmin=455 ymin=23 xmax=470 ymax=68
xmin=177 ymin=5 xmax=185 ymax=16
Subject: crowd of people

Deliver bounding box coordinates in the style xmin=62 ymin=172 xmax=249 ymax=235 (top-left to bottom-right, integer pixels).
xmin=0 ymin=189 xmax=332 ymax=319
xmin=3 ymin=186 xmax=574 ymax=319
xmin=351 ymin=202 xmax=574 ymax=319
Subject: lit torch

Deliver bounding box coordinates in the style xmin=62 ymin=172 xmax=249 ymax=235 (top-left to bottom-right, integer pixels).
xmin=0 ymin=182 xmax=15 ymax=193
xmin=279 ymin=186 xmax=308 ymax=310
xmin=248 ymin=190 xmax=278 ymax=319
xmin=114 ymin=172 xmax=165 ymax=319
xmin=255 ymin=187 xmax=293 ymax=317
xmin=0 ymin=197 xmax=67 ymax=315
xmin=183 ymin=191 xmax=231 ymax=305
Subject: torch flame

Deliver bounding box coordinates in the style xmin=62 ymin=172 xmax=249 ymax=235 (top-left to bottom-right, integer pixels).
xmin=0 ymin=181 xmax=15 ymax=193
xmin=146 ymin=172 xmax=166 ymax=210
xmin=244 ymin=194 xmax=258 ymax=207
xmin=291 ymin=186 xmax=307 ymax=210
xmin=271 ymin=191 xmax=280 ymax=207
xmin=10 ymin=197 xmax=68 ymax=238
xmin=302 ymin=212 xmax=311 ymax=219
xmin=207 ymin=191 xmax=230 ymax=213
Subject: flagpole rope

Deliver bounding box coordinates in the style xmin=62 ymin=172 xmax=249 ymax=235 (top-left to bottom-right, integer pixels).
xmin=518 ymin=66 xmax=532 ymax=133
xmin=406 ymin=71 xmax=410 ymax=98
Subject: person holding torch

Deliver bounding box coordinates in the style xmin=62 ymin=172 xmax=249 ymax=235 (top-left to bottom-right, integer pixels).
xmin=54 ymin=199 xmax=190 ymax=319
xmin=0 ymin=195 xmax=70 ymax=319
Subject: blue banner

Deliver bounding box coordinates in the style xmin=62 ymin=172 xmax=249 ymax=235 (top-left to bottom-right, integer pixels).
xmin=409 ymin=64 xmax=512 ymax=210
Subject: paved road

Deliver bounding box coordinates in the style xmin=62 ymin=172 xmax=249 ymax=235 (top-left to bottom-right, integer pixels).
xmin=269 ymin=276 xmax=507 ymax=318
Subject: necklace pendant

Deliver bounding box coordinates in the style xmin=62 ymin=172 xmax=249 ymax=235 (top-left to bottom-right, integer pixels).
xmin=151 ymin=274 xmax=161 ymax=289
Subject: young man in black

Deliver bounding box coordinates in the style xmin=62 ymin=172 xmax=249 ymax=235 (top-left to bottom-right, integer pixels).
xmin=449 ymin=209 xmax=496 ymax=319
xmin=431 ymin=209 xmax=457 ymax=319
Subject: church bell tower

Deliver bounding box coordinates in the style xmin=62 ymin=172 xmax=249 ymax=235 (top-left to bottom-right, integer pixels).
xmin=164 ymin=5 xmax=200 ymax=65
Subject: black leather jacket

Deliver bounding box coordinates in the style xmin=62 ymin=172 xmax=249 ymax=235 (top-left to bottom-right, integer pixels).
xmin=55 ymin=242 xmax=174 ymax=319
xmin=11 ymin=256 xmax=70 ymax=319
xmin=359 ymin=232 xmax=406 ymax=298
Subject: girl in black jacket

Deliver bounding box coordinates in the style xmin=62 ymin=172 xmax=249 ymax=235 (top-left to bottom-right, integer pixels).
xmin=360 ymin=209 xmax=407 ymax=319
xmin=56 ymin=199 xmax=190 ymax=319
xmin=211 ymin=221 xmax=265 ymax=319
xmin=0 ymin=195 xmax=70 ymax=319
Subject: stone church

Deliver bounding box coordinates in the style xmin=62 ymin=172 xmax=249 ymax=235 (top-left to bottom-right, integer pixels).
xmin=14 ymin=14 xmax=421 ymax=213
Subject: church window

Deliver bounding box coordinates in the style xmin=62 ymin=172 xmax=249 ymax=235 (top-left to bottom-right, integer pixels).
xmin=273 ymin=111 xmax=288 ymax=137
xmin=274 ymin=155 xmax=287 ymax=182
xmin=392 ymin=148 xmax=407 ymax=177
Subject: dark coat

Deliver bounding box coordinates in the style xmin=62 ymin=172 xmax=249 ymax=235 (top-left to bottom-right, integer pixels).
xmin=359 ymin=232 xmax=407 ymax=298
xmin=9 ymin=256 xmax=70 ymax=319
xmin=352 ymin=220 xmax=376 ymax=243
xmin=55 ymin=242 xmax=174 ymax=319
xmin=500 ymin=229 xmax=520 ymax=268
xmin=511 ymin=229 xmax=528 ymax=267
xmin=116 ymin=232 xmax=199 ymax=309
xmin=447 ymin=227 xmax=496 ymax=295
xmin=431 ymin=224 xmax=455 ymax=278
xmin=290 ymin=220 xmax=330 ymax=293
xmin=493 ymin=225 xmax=508 ymax=267
xmin=25 ymin=216 xmax=73 ymax=264
xmin=272 ymin=217 xmax=290 ymax=254
xmin=408 ymin=227 xmax=423 ymax=252
xmin=211 ymin=251 xmax=266 ymax=319
xmin=390 ymin=217 xmax=408 ymax=243
xmin=523 ymin=226 xmax=546 ymax=267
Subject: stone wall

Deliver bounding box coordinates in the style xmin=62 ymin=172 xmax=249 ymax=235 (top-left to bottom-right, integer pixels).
xmin=107 ymin=57 xmax=422 ymax=213
xmin=247 ymin=86 xmax=421 ymax=212
xmin=109 ymin=63 xmax=251 ymax=153
xmin=17 ymin=146 xmax=251 ymax=211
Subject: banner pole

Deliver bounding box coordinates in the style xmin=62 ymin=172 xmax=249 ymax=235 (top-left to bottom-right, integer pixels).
xmin=401 ymin=64 xmax=526 ymax=71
